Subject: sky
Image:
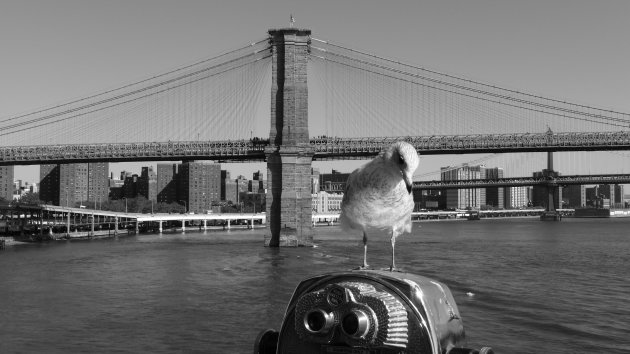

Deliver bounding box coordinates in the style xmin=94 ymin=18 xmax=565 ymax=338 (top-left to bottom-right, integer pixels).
xmin=1 ymin=0 xmax=630 ymax=183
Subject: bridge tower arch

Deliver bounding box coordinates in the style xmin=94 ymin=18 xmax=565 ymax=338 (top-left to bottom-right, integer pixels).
xmin=265 ymin=28 xmax=314 ymax=246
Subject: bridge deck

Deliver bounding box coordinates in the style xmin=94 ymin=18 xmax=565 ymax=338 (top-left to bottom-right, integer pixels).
xmin=2 ymin=131 xmax=630 ymax=165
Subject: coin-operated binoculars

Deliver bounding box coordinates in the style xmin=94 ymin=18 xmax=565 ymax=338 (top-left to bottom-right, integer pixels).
xmin=255 ymin=269 xmax=493 ymax=354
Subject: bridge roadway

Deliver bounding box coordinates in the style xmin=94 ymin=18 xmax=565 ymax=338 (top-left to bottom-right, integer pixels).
xmin=414 ymin=173 xmax=630 ymax=189
xmin=2 ymin=131 xmax=630 ymax=165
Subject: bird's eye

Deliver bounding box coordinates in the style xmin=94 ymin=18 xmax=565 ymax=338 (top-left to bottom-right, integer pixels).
xmin=399 ymin=155 xmax=405 ymax=164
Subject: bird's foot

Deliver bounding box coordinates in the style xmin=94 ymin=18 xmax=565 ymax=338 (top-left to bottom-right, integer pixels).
xmin=354 ymin=264 xmax=371 ymax=270
xmin=381 ymin=266 xmax=403 ymax=272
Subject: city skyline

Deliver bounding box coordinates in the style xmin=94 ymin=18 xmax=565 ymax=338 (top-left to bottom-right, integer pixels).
xmin=2 ymin=1 xmax=630 ymax=182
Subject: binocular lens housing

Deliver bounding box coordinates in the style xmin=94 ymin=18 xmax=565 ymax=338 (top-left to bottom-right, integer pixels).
xmin=304 ymin=309 xmax=334 ymax=335
xmin=341 ymin=309 xmax=370 ymax=339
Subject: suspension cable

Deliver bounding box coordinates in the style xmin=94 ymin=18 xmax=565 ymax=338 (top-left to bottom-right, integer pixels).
xmin=312 ymin=37 xmax=630 ymax=117
xmin=310 ymin=54 xmax=629 ymax=129
xmin=0 ymin=54 xmax=271 ymax=137
xmin=310 ymin=46 xmax=630 ymax=126
xmin=0 ymin=38 xmax=270 ymax=124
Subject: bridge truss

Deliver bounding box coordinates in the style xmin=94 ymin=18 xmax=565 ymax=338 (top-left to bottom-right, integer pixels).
xmin=413 ymin=173 xmax=630 ymax=190
xmin=2 ymin=131 xmax=630 ymax=166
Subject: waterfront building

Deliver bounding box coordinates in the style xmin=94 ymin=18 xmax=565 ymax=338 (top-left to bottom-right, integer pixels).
xmin=616 ymin=185 xmax=625 ymax=208
xmin=11 ymin=180 xmax=38 ymax=201
xmin=480 ymin=167 xmax=504 ymax=209
xmin=320 ymin=169 xmax=349 ymax=193
xmin=505 ymin=186 xmax=531 ymax=209
xmin=235 ymin=175 xmax=249 ymax=204
xmin=40 ymin=163 xmax=108 ymax=206
xmin=241 ymin=191 xmax=265 ymax=213
xmin=225 ymin=178 xmax=237 ymax=204
xmin=87 ymin=163 xmax=109 ymax=205
xmin=39 ymin=164 xmax=60 ymax=205
xmin=441 ymin=165 xmax=482 ymax=209
xmin=122 ymin=172 xmax=138 ymax=199
xmin=177 ymin=161 xmax=221 ymax=213
xmin=157 ymin=163 xmax=177 ymax=204
xmin=561 ymin=185 xmax=586 ymax=208
xmin=310 ymin=168 xmax=320 ymax=194
xmin=312 ymin=191 xmax=344 ymax=214
xmin=220 ymin=170 xmax=230 ymax=201
xmin=0 ymin=166 xmax=14 ymax=201
xmin=249 ymin=170 xmax=265 ymax=193
xmin=108 ymin=174 xmax=124 ymax=200
xmin=412 ymin=189 xmax=443 ymax=210
xmin=138 ymin=166 xmax=158 ymax=201
xmin=596 ymin=184 xmax=625 ymax=209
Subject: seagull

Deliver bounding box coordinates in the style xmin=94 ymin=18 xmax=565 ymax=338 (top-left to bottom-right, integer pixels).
xmin=339 ymin=141 xmax=419 ymax=271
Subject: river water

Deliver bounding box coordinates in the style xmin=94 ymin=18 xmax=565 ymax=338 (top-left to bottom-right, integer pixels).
xmin=0 ymin=217 xmax=628 ymax=353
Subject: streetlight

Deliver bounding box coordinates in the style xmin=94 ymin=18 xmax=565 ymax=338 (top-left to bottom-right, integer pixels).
xmin=151 ymin=199 xmax=154 ymax=214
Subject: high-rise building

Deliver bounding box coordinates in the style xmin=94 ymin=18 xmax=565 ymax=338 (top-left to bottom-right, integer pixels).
xmin=561 ymin=185 xmax=586 ymax=208
xmin=596 ymin=184 xmax=625 ymax=208
xmin=412 ymin=189 xmax=443 ymax=210
xmin=320 ymin=169 xmax=349 ymax=193
xmin=40 ymin=164 xmax=60 ymax=205
xmin=138 ymin=166 xmax=157 ymax=201
xmin=312 ymin=191 xmax=344 ymax=214
xmin=505 ymin=186 xmax=531 ymax=209
xmin=480 ymin=167 xmax=504 ymax=209
xmin=441 ymin=165 xmax=482 ymax=209
xmin=249 ymin=170 xmax=265 ymax=193
xmin=87 ymin=162 xmax=109 ymax=204
xmin=310 ymin=168 xmax=320 ymax=194
xmin=221 ymin=170 xmax=231 ymax=201
xmin=157 ymin=163 xmax=177 ymax=204
xmin=40 ymin=163 xmax=108 ymax=207
xmin=109 ymin=173 xmax=124 ymax=200
xmin=177 ymin=161 xmax=221 ymax=213
xmin=0 ymin=166 xmax=14 ymax=201
xmin=235 ymin=175 xmax=249 ymax=203
xmin=225 ymin=179 xmax=237 ymax=203
xmin=122 ymin=172 xmax=138 ymax=199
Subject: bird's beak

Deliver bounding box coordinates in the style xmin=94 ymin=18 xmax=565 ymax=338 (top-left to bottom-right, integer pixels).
xmin=404 ymin=174 xmax=413 ymax=194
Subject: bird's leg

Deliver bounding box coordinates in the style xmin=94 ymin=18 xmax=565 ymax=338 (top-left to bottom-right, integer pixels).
xmin=356 ymin=231 xmax=369 ymax=270
xmin=389 ymin=231 xmax=398 ymax=272
xmin=362 ymin=232 xmax=369 ymax=269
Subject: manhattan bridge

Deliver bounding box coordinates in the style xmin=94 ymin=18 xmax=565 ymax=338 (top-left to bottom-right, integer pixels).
xmin=1 ymin=28 xmax=630 ymax=245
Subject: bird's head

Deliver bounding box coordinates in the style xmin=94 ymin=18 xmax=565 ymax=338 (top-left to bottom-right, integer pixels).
xmin=385 ymin=141 xmax=419 ymax=194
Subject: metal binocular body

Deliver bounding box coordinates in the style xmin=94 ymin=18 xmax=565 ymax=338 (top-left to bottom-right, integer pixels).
xmin=255 ymin=269 xmax=493 ymax=354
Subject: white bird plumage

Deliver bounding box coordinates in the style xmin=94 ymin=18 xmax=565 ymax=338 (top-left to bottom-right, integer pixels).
xmin=339 ymin=141 xmax=420 ymax=271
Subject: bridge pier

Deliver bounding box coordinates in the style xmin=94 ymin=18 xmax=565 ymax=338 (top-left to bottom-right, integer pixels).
xmin=265 ymin=28 xmax=314 ymax=247
xmin=540 ymin=150 xmax=562 ymax=221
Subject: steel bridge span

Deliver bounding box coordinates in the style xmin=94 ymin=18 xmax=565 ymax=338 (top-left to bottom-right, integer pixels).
xmin=2 ymin=130 xmax=630 ymax=166
xmin=413 ymin=173 xmax=630 ymax=189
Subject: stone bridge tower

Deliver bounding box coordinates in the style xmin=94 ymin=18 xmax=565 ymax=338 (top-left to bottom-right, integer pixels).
xmin=265 ymin=28 xmax=314 ymax=246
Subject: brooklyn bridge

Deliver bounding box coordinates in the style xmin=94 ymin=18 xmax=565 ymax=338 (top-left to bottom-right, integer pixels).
xmin=2 ymin=28 xmax=629 ymax=245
